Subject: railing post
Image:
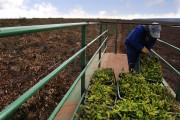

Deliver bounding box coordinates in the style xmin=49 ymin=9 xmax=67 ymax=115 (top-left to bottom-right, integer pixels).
xmin=98 ymin=23 xmax=103 ymax=67
xmin=176 ymin=81 xmax=180 ymax=101
xmin=115 ymin=23 xmax=118 ymax=54
xmin=81 ymin=25 xmax=86 ymax=96
xmin=105 ymin=23 xmax=108 ymax=50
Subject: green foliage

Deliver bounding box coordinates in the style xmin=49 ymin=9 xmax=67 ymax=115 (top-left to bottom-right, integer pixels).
xmin=116 ymin=73 xmax=179 ymax=119
xmin=90 ymin=68 xmax=114 ymax=85
xmin=75 ymin=68 xmax=116 ymax=120
xmin=76 ymin=67 xmax=180 ymax=120
xmin=140 ymin=55 xmax=163 ymax=82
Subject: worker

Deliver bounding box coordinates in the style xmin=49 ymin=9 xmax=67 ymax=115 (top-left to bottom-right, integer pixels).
xmin=125 ymin=22 xmax=162 ymax=71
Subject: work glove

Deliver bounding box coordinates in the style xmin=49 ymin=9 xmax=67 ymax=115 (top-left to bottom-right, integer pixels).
xmin=141 ymin=47 xmax=152 ymax=58
xmin=141 ymin=47 xmax=149 ymax=54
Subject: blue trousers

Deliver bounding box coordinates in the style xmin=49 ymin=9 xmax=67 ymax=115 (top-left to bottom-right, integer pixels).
xmin=126 ymin=45 xmax=140 ymax=72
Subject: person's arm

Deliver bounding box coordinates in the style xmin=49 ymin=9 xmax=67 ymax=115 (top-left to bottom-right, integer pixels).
xmin=130 ymin=38 xmax=144 ymax=51
xmin=129 ymin=27 xmax=144 ymax=52
xmin=129 ymin=26 xmax=155 ymax=55
xmin=146 ymin=38 xmax=157 ymax=50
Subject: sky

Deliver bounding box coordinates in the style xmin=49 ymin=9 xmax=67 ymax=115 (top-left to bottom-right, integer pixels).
xmin=0 ymin=0 xmax=180 ymax=19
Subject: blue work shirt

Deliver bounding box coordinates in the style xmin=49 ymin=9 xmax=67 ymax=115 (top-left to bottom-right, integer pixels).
xmin=125 ymin=25 xmax=157 ymax=64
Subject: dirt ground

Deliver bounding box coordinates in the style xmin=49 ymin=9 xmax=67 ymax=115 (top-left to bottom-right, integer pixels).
xmin=0 ymin=18 xmax=118 ymax=119
xmin=0 ymin=18 xmax=179 ymax=119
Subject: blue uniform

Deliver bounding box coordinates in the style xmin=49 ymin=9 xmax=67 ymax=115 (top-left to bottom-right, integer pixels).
xmin=125 ymin=25 xmax=157 ymax=65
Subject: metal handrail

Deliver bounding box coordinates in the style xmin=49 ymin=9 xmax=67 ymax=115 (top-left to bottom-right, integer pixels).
xmin=0 ymin=22 xmax=99 ymax=37
xmin=49 ymin=35 xmax=108 ymax=120
xmin=157 ymin=39 xmax=180 ymax=52
xmin=0 ymin=37 xmax=87 ymax=119
xmin=171 ymin=26 xmax=180 ymax=28
xmin=70 ymin=38 xmax=108 ymax=120
xmin=0 ymin=22 xmax=115 ymax=120
xmin=151 ymin=50 xmax=179 ymax=76
xmin=151 ymin=49 xmax=180 ymax=101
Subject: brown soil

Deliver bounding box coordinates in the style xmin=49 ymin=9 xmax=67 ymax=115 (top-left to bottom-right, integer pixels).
xmin=0 ymin=18 xmax=179 ymax=119
xmin=0 ymin=18 xmax=118 ymax=119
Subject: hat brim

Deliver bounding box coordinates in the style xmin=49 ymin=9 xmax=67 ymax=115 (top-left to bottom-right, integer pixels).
xmin=150 ymin=32 xmax=160 ymax=38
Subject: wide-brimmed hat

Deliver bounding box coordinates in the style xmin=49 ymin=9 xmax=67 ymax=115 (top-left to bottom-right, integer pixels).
xmin=149 ymin=22 xmax=162 ymax=38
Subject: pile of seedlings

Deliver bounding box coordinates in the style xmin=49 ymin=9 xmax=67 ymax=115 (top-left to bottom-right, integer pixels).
xmin=75 ymin=56 xmax=180 ymax=120
xmin=140 ymin=55 xmax=163 ymax=83
xmin=116 ymin=73 xmax=180 ymax=119
xmin=76 ymin=68 xmax=116 ymax=119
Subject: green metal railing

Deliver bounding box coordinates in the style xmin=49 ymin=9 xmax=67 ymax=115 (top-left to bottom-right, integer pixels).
xmin=0 ymin=23 xmax=89 ymax=37
xmin=171 ymin=26 xmax=180 ymax=28
xmin=136 ymin=41 xmax=180 ymax=101
xmin=151 ymin=49 xmax=180 ymax=101
xmin=49 ymin=33 xmax=109 ymax=120
xmin=136 ymin=39 xmax=180 ymax=101
xmin=1 ymin=21 xmax=179 ymax=119
xmin=157 ymin=39 xmax=180 ymax=52
xmin=70 ymin=38 xmax=109 ymax=120
xmin=0 ymin=22 xmax=118 ymax=120
xmin=115 ymin=23 xmax=118 ymax=54
xmin=151 ymin=38 xmax=180 ymax=101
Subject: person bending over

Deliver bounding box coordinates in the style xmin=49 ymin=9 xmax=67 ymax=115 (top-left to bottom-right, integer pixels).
xmin=125 ymin=22 xmax=162 ymax=71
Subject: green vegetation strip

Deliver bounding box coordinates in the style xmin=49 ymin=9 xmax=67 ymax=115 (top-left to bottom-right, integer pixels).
xmin=75 ymin=57 xmax=180 ymax=120
xmin=117 ymin=73 xmax=179 ymax=119
xmin=75 ymin=68 xmax=116 ymax=119
xmin=140 ymin=55 xmax=163 ymax=83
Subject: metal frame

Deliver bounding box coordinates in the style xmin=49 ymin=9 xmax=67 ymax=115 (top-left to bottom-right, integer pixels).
xmin=151 ymin=48 xmax=180 ymax=101
xmin=155 ymin=38 xmax=180 ymax=101
xmin=0 ymin=22 xmax=118 ymax=120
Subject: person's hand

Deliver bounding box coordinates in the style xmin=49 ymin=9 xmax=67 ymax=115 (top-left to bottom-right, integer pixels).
xmin=146 ymin=52 xmax=152 ymax=58
xmin=141 ymin=47 xmax=149 ymax=54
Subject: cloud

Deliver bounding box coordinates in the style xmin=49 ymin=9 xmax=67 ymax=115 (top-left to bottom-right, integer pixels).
xmin=63 ymin=5 xmax=88 ymax=18
xmin=99 ymin=11 xmax=107 ymax=16
xmin=144 ymin=0 xmax=164 ymax=7
xmin=124 ymin=1 xmax=132 ymax=8
xmin=174 ymin=0 xmax=180 ymax=5
xmin=119 ymin=12 xmax=180 ymax=19
xmin=174 ymin=0 xmax=180 ymax=12
xmin=0 ymin=1 xmax=180 ymax=19
xmin=0 ymin=0 xmax=24 ymax=8
xmin=29 ymin=2 xmax=60 ymax=18
xmin=0 ymin=1 xmax=61 ymax=18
